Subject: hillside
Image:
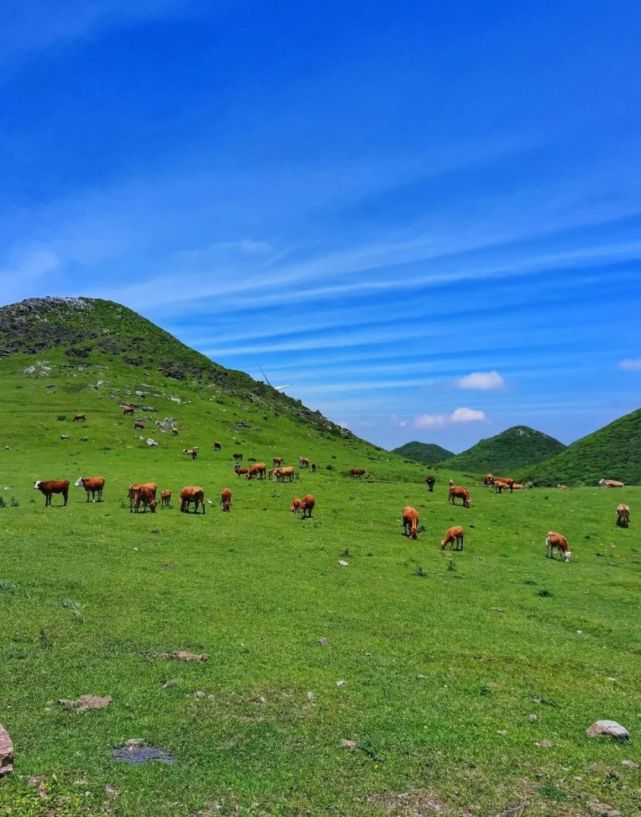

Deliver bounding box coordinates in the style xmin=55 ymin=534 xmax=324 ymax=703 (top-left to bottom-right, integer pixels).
xmin=392 ymin=440 xmax=454 ymax=465
xmin=441 ymin=425 xmax=566 ymax=474
xmin=518 ymin=407 xmax=641 ymax=485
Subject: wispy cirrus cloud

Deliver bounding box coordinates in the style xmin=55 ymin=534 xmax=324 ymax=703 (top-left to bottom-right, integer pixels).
xmin=457 ymin=370 xmax=506 ymax=390
xmin=414 ymin=407 xmax=487 ymax=428
xmin=617 ymin=358 xmax=641 ymax=371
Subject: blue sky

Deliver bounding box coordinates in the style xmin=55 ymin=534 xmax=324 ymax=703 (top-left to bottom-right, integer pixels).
xmin=2 ymin=0 xmax=641 ymax=451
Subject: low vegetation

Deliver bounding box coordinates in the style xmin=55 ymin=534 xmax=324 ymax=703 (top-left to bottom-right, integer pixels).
xmin=441 ymin=426 xmax=566 ymax=474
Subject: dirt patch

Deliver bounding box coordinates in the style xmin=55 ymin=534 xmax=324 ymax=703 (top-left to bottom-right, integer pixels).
xmin=366 ymin=789 xmax=451 ymax=815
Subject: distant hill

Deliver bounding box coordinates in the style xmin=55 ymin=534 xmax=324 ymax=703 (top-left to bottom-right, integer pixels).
xmin=442 ymin=426 xmax=566 ymax=474
xmin=392 ymin=441 xmax=454 ymax=465
xmin=518 ymin=408 xmax=641 ymax=485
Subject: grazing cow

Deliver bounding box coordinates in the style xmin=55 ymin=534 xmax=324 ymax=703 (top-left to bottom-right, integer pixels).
xmin=425 ymin=475 xmax=436 ymax=492
xmin=290 ymin=497 xmax=302 ymax=514
xmin=74 ymin=476 xmax=105 ymax=502
xmin=300 ymin=494 xmax=315 ymax=518
xmin=441 ymin=525 xmax=464 ymax=551
xmin=133 ymin=420 xmax=145 ymax=431
xmin=220 ymin=487 xmax=232 ymax=511
xmin=128 ymin=482 xmax=157 ymax=513
xmin=546 ymin=531 xmax=571 ymax=561
xmin=493 ymin=479 xmax=513 ymax=494
xmin=616 ymin=504 xmax=630 ymax=528
xmin=448 ymin=485 xmax=471 ymax=507
xmin=247 ymin=462 xmax=267 ymax=480
xmin=232 ymin=452 xmax=243 ymax=462
xmin=350 ymin=468 xmax=369 ymax=479
xmin=180 ymin=486 xmax=206 ymax=514
xmin=122 ymin=405 xmax=135 ymax=415
xmin=272 ymin=457 xmax=284 ymax=467
xmin=299 ymin=457 xmax=310 ymax=468
xmin=73 ymin=412 xmax=86 ymax=423
xmin=275 ymin=466 xmax=295 ymax=482
xmin=160 ymin=490 xmax=172 ymax=508
xmin=34 ymin=480 xmax=69 ymax=507
xmin=599 ymin=479 xmax=625 ymax=488
xmin=213 ymin=441 xmax=222 ymax=451
xmin=184 ymin=447 xmax=199 ymax=460
xmin=234 ymin=465 xmax=249 ymax=477
xmin=483 ymin=474 xmax=495 ymax=487
xmin=402 ymin=506 xmax=420 ymax=539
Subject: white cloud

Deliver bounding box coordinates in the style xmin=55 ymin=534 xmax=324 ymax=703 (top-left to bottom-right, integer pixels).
xmin=457 ymin=370 xmax=505 ymax=390
xmin=617 ymin=359 xmax=641 ymax=371
xmin=414 ymin=413 xmax=447 ymax=428
xmin=451 ymin=407 xmax=486 ymax=423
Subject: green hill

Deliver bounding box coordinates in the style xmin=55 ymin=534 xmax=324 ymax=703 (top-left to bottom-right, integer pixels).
xmin=392 ymin=440 xmax=454 ymax=465
xmin=518 ymin=408 xmax=641 ymax=485
xmin=441 ymin=425 xmax=566 ymax=474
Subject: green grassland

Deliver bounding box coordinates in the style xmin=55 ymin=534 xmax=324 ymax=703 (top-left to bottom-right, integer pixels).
xmin=0 ymin=353 xmax=640 ymax=817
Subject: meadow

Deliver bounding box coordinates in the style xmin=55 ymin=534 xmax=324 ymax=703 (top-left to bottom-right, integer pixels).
xmin=0 ymin=352 xmax=640 ymax=817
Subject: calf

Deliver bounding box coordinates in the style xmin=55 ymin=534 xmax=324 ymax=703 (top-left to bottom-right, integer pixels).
xmin=122 ymin=405 xmax=135 ymax=415
xmin=234 ymin=465 xmax=249 ymax=477
xmin=133 ymin=420 xmax=145 ymax=431
xmin=300 ymin=494 xmax=315 ymax=518
xmin=213 ymin=441 xmax=222 ymax=451
xmin=402 ymin=506 xmax=420 ymax=539
xmin=441 ymin=525 xmax=464 ymax=550
xmin=128 ymin=482 xmax=157 ymax=513
xmin=545 ymin=531 xmax=572 ymax=561
xmin=272 ymin=457 xmax=284 ymax=467
xmin=74 ymin=476 xmax=105 ymax=502
xmin=34 ymin=480 xmax=69 ymax=507
xmin=616 ymin=504 xmax=630 ymax=528
xmin=184 ymin=447 xmax=199 ymax=460
xmin=448 ymin=485 xmax=471 ymax=507
xmin=290 ymin=497 xmax=302 ymax=514
xmin=160 ymin=490 xmax=172 ymax=508
xmin=220 ymin=487 xmax=232 ymax=511
xmin=180 ymin=486 xmax=206 ymax=514
xmin=425 ymin=475 xmax=436 ymax=492
xmin=73 ymin=412 xmax=86 ymax=423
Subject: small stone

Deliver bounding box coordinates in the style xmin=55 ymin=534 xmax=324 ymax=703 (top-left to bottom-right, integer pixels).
xmin=27 ymin=775 xmax=48 ymax=797
xmin=528 ymin=714 xmax=538 ymax=721
xmin=192 ymin=691 xmax=206 ymax=699
xmin=586 ymin=720 xmax=629 ymax=741
xmin=338 ymin=560 xmax=348 ymax=567
xmin=621 ymin=759 xmax=639 ymax=769
xmin=606 ymin=677 xmax=617 ymax=682
xmin=318 ymin=637 xmax=329 ymax=646
xmin=589 ymin=802 xmax=621 ymax=817
xmin=72 ymin=779 xmax=88 ymax=786
xmin=58 ymin=694 xmax=112 ymax=713
xmin=161 ymin=679 xmax=177 ymax=689
xmin=496 ymin=729 xmax=507 ymax=736
xmin=336 ymin=680 xmax=346 ymax=687
xmin=207 ymin=694 xmax=215 ymax=701
xmin=490 ymin=607 xmax=505 ymax=612
xmin=105 ymin=784 xmax=119 ymax=798
xmin=166 ymin=651 xmax=209 ymax=662
xmin=306 ymin=691 xmax=317 ymax=702
xmin=537 ymin=739 xmax=552 ymax=748
xmin=341 ymin=738 xmax=358 ymax=750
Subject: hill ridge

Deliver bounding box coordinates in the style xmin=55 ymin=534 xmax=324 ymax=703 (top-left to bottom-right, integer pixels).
xmin=392 ymin=441 xmax=454 ymax=465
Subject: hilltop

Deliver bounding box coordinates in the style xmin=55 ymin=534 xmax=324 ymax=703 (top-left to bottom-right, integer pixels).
xmin=441 ymin=425 xmax=566 ymax=474
xmin=392 ymin=440 xmax=454 ymax=465
xmin=518 ymin=407 xmax=641 ymax=485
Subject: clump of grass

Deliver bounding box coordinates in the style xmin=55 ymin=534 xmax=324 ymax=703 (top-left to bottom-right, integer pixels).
xmin=537 ymin=588 xmax=553 ymax=597
xmin=0 ymin=497 xmax=5 ymax=508
xmin=447 ymin=559 xmax=456 ymax=572
xmin=414 ymin=565 xmax=427 ymax=577
xmin=340 ymin=548 xmax=353 ymax=557
xmin=0 ymin=580 xmax=17 ymax=594
xmin=10 ymin=496 xmax=19 ymax=507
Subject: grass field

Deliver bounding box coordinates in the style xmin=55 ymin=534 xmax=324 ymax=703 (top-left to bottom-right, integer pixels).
xmin=1 ymin=345 xmax=640 ymax=816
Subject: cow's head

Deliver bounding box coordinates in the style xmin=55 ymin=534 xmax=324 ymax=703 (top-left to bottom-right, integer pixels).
xmin=74 ymin=477 xmax=84 ymax=488
xmin=564 ymin=550 xmax=572 ymax=562
xmin=33 ymin=480 xmax=41 ymax=489
xmin=464 ymin=498 xmax=472 ymax=507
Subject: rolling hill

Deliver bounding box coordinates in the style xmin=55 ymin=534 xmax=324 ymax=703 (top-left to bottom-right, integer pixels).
xmin=391 ymin=440 xmax=454 ymax=465
xmin=518 ymin=407 xmax=641 ymax=485
xmin=441 ymin=425 xmax=566 ymax=474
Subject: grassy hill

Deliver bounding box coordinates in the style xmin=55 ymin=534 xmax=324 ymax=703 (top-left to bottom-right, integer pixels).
xmin=518 ymin=408 xmax=641 ymax=486
xmin=391 ymin=441 xmax=454 ymax=466
xmin=1 ymin=297 xmax=640 ymax=817
xmin=441 ymin=425 xmax=566 ymax=475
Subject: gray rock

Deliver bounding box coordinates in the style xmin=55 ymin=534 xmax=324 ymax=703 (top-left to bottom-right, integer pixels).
xmin=0 ymin=726 xmax=13 ymax=776
xmin=586 ymin=720 xmax=629 ymax=740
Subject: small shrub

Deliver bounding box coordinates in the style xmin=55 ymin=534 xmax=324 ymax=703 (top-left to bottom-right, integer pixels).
xmin=0 ymin=580 xmax=17 ymax=594
xmin=537 ymin=588 xmax=553 ymax=598
xmin=340 ymin=548 xmax=353 ymax=558
xmin=415 ymin=565 xmax=427 ymax=577
xmin=10 ymin=497 xmax=19 ymax=507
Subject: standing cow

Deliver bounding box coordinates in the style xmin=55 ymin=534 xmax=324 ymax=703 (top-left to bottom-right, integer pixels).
xmin=74 ymin=476 xmax=105 ymax=502
xmin=213 ymin=441 xmax=222 ymax=451
xmin=184 ymin=447 xmax=199 ymax=460
xmin=402 ymin=506 xmax=420 ymax=539
xmin=73 ymin=413 xmax=86 ymax=423
xmin=616 ymin=504 xmax=630 ymax=528
xmin=220 ymin=488 xmax=232 ymax=511
xmin=180 ymin=486 xmax=206 ymax=514
xmin=160 ymin=490 xmax=172 ymax=508
xmin=425 ymin=475 xmax=436 ymax=492
xmin=34 ymin=480 xmax=70 ymax=507
xmin=300 ymin=494 xmax=315 ymax=518
xmin=247 ymin=463 xmax=267 ymax=480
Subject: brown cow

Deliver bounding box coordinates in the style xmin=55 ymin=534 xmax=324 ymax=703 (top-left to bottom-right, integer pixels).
xmin=184 ymin=447 xmax=199 ymax=460
xmin=299 ymin=457 xmax=310 ymax=468
xmin=220 ymin=487 xmax=232 ymax=511
xmin=483 ymin=474 xmax=495 ymax=487
xmin=300 ymin=494 xmax=315 ymax=518
xmin=122 ymin=405 xmax=135 ymax=415
xmin=34 ymin=480 xmax=69 ymax=507
xmin=599 ymin=479 xmax=625 ymax=488
xmin=128 ymin=482 xmax=157 ymax=513
xmin=234 ymin=465 xmax=249 ymax=477
xmin=493 ymin=479 xmax=512 ymax=494
xmin=616 ymin=504 xmax=630 ymax=528
xmin=272 ymin=457 xmax=284 ymax=467
xmin=402 ymin=506 xmax=419 ymax=539
xmin=510 ymin=482 xmax=524 ymax=490
xmin=247 ymin=462 xmax=267 ymax=480
xmin=133 ymin=420 xmax=145 ymax=431
xmin=132 ymin=484 xmax=158 ymax=513
xmin=546 ymin=531 xmax=571 ymax=561
xmin=275 ymin=466 xmax=295 ymax=482
xmin=350 ymin=468 xmax=369 ymax=479
xmin=180 ymin=486 xmax=206 ymax=514
xmin=160 ymin=490 xmax=172 ymax=508
xmin=441 ymin=525 xmax=464 ymax=550
xmin=290 ymin=497 xmax=302 ymax=514
xmin=74 ymin=476 xmax=105 ymax=502
xmin=425 ymin=475 xmax=436 ymax=492
xmin=73 ymin=412 xmax=86 ymax=423
xmin=448 ymin=485 xmax=471 ymax=507
xmin=213 ymin=441 xmax=222 ymax=451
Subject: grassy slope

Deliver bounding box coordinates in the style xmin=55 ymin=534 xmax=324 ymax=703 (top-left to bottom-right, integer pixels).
xmin=519 ymin=409 xmax=641 ymax=486
xmin=391 ymin=441 xmax=454 ymax=466
xmin=0 ymin=308 xmax=640 ymax=816
xmin=442 ymin=426 xmax=566 ymax=475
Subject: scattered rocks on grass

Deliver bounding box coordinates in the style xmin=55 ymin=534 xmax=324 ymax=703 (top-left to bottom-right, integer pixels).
xmin=537 ymin=739 xmax=552 ymax=748
xmin=192 ymin=691 xmax=206 ymax=699
xmin=336 ymin=679 xmax=347 ymax=687
xmin=589 ymin=802 xmax=621 ymax=817
xmin=112 ymin=739 xmax=176 ymax=765
xmin=341 ymin=739 xmax=358 ymax=750
xmin=338 ymin=560 xmax=349 ymax=567
xmin=528 ymin=714 xmax=538 ymax=722
xmin=621 ymin=759 xmax=639 ymax=769
xmin=0 ymin=726 xmax=14 ymax=775
xmin=586 ymin=720 xmax=629 ymax=741
xmin=105 ymin=784 xmax=120 ymax=798
xmin=318 ymin=637 xmax=329 ymax=646
xmin=306 ymin=691 xmax=317 ymax=702
xmin=58 ymin=694 xmax=112 ymax=713
xmin=161 ymin=651 xmax=209 ymax=662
